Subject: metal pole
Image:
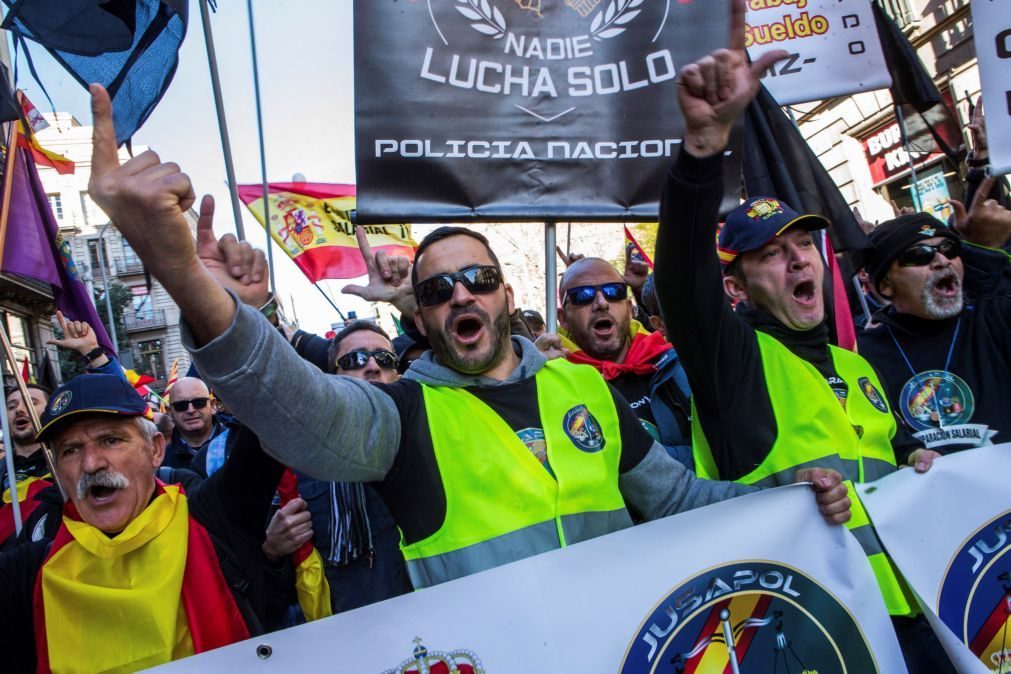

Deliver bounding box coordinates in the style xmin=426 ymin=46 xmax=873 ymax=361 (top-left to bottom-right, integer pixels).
xmin=95 ymin=224 xmax=119 ymax=352
xmin=199 ymin=0 xmax=246 ymax=241
xmin=246 ymin=0 xmax=276 ymax=292
xmin=895 ymin=106 xmax=922 ymax=211
xmin=544 ymin=221 xmax=557 ymax=333
xmin=1 ymin=382 xmax=24 ymax=536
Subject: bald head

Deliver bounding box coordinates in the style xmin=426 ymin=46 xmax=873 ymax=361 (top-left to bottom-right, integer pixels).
xmin=169 ymin=377 xmax=214 ymax=443
xmin=559 ymin=258 xmax=623 ymax=295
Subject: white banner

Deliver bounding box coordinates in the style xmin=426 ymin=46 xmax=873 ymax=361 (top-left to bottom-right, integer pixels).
xmin=858 ymin=444 xmax=1011 ymax=674
xmin=971 ymin=0 xmax=1011 ymax=176
xmin=747 ymin=0 xmax=891 ymax=105
xmin=154 ymin=485 xmax=904 ymax=673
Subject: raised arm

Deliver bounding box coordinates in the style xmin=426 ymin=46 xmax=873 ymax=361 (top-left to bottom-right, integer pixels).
xmin=86 ymin=85 xmax=401 ymax=482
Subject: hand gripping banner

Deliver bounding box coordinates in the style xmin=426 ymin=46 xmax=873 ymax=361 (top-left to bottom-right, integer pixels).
xmin=153 ymin=485 xmax=905 ymax=672
xmin=353 ymin=0 xmax=741 ymax=222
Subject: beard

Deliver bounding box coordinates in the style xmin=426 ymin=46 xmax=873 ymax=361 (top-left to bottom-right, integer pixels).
xmin=566 ymin=311 xmax=629 ymax=361
xmin=921 ymin=268 xmax=963 ymax=319
xmin=425 ymin=304 xmax=512 ymax=375
xmin=12 ymin=423 xmax=36 ymax=444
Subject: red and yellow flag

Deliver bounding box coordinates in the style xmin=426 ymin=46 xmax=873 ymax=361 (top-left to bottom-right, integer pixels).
xmin=16 ymin=93 xmax=75 ymax=175
xmin=237 ymin=183 xmax=416 ymax=283
xmin=624 ymin=225 xmax=654 ymax=269
xmin=276 ymin=469 xmax=332 ymax=622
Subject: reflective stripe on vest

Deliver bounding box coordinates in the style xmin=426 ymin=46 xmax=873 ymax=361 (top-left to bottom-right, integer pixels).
xmin=405 ymin=359 xmax=630 ymax=588
xmin=692 ymin=331 xmax=916 ymax=616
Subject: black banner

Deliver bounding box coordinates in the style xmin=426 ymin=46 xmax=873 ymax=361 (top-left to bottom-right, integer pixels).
xmin=354 ymin=0 xmax=736 ymax=223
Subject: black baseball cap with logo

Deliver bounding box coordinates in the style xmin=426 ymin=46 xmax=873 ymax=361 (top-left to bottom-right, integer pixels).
xmin=36 ymin=373 xmax=149 ymax=443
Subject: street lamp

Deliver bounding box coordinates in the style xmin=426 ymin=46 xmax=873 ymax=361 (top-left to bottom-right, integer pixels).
xmin=94 ymin=222 xmax=120 ymax=353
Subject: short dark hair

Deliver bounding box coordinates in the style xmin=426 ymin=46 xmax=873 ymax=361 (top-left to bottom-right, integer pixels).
xmin=410 ymin=226 xmax=501 ymax=287
xmin=327 ymin=320 xmax=392 ymax=372
xmin=5 ymin=382 xmax=52 ymax=401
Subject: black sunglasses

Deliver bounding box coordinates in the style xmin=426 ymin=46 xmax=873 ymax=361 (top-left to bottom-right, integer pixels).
xmin=337 ymin=349 xmax=399 ymax=371
xmin=171 ymin=397 xmax=210 ymax=413
xmin=897 ymin=239 xmax=960 ymax=267
xmin=414 ymin=265 xmax=503 ymax=307
xmin=563 ymin=282 xmax=628 ymax=307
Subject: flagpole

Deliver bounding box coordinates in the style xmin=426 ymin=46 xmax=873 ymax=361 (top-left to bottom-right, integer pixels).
xmin=1 ymin=382 xmax=23 ymax=536
xmin=314 ymin=283 xmax=346 ymax=322
xmin=0 ymin=323 xmax=66 ymax=502
xmin=198 ymin=0 xmax=246 ymax=241
xmin=545 ymin=221 xmax=557 ymax=333
xmin=895 ymin=105 xmax=922 ymax=210
xmin=0 ymin=122 xmax=19 ymax=271
xmin=246 ymin=0 xmax=277 ymax=293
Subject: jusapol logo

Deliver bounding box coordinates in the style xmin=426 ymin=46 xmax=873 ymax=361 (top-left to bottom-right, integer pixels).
xmin=938 ymin=511 xmax=1011 ymax=673
xmin=422 ymin=0 xmax=677 ymax=117
xmin=620 ymin=561 xmax=878 ymax=673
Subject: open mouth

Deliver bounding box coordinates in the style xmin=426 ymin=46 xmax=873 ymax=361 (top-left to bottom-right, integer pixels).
xmin=13 ymin=417 xmax=31 ymax=432
xmin=87 ymin=485 xmax=119 ymax=504
xmin=592 ymin=317 xmax=615 ymax=339
xmin=792 ymin=280 xmax=816 ymax=306
xmin=451 ymin=315 xmax=485 ymax=346
xmin=933 ymin=274 xmax=960 ymax=297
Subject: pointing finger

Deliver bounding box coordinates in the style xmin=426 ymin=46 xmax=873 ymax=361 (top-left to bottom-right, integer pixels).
xmin=195 ymin=195 xmax=217 ymax=254
xmin=356 ymin=226 xmax=376 ymax=272
xmin=89 ymin=84 xmax=120 ymax=176
xmin=55 ymin=310 xmax=68 ymax=334
xmin=728 ymin=0 xmax=748 ymax=52
xmin=750 ymin=49 xmax=789 ymax=80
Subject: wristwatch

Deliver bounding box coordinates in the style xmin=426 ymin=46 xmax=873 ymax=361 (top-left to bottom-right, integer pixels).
xmin=259 ymin=293 xmax=280 ymax=323
xmin=81 ymin=347 xmax=105 ymax=364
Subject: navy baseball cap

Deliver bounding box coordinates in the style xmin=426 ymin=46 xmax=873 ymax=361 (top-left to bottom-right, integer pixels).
xmin=37 ymin=373 xmax=150 ymax=442
xmin=718 ymin=197 xmax=829 ymax=268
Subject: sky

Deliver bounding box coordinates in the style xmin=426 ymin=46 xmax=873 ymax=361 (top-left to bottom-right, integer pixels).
xmin=13 ymin=0 xmax=367 ymax=334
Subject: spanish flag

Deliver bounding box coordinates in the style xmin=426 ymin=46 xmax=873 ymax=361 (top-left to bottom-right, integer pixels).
xmin=276 ymin=469 xmax=332 ymax=622
xmin=624 ymin=225 xmax=654 ymax=269
xmin=969 ymin=592 xmax=1011 ymax=668
xmin=681 ymin=594 xmax=773 ymax=673
xmin=237 ymin=183 xmax=417 ymax=282
xmin=16 ymin=94 xmax=74 ymax=175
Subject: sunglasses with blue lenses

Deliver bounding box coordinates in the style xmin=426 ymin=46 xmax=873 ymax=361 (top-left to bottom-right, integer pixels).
xmin=414 ymin=265 xmax=503 ymax=307
xmin=563 ymin=282 xmax=629 ymax=306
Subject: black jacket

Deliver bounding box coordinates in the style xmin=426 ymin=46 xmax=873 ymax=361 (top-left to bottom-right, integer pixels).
xmin=857 ymin=244 xmax=1011 ymax=456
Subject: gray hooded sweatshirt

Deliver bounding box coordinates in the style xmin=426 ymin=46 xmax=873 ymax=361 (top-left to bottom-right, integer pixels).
xmin=183 ymin=299 xmax=755 ymax=542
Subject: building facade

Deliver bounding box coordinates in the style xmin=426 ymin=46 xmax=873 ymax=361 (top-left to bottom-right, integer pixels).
xmin=795 ymin=0 xmax=980 ymax=225
xmin=35 ymin=113 xmax=195 ymax=390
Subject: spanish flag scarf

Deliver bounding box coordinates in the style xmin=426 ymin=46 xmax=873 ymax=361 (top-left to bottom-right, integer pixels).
xmin=33 ymin=483 xmax=249 ymax=673
xmin=561 ymin=319 xmax=670 ymax=381
xmin=277 ymin=469 xmax=332 ymax=622
xmin=0 ymin=475 xmax=52 ymax=544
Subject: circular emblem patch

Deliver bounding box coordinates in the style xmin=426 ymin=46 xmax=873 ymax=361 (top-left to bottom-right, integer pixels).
xmin=858 ymin=376 xmax=889 ymax=413
xmin=562 ymin=404 xmax=605 ymax=452
xmin=620 ymin=561 xmax=878 ymax=673
xmin=49 ymin=390 xmax=73 ymax=416
xmin=937 ymin=511 xmax=1011 ymax=671
xmin=899 ymin=370 xmax=974 ymax=432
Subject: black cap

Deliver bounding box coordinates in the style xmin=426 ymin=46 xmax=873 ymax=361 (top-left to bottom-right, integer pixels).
xmin=37 ymin=373 xmax=149 ymax=442
xmin=865 ymin=214 xmax=960 ymax=290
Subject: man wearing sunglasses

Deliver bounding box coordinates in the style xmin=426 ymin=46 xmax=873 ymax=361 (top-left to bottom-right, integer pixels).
xmin=556 ymin=259 xmax=694 ymax=469
xmin=164 ymin=377 xmax=229 ymax=476
xmin=857 ymin=213 xmax=1011 ymax=455
xmin=84 ymin=68 xmax=850 ymax=597
xmin=650 ymin=5 xmax=957 ymax=670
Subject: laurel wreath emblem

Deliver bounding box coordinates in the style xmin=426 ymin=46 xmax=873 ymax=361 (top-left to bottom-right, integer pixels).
xmin=455 ymin=0 xmax=507 ymax=39
xmin=589 ymin=0 xmax=644 ymax=40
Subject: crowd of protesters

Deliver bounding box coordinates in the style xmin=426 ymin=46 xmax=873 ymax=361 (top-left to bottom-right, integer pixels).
xmin=1 ymin=0 xmax=1009 ymax=671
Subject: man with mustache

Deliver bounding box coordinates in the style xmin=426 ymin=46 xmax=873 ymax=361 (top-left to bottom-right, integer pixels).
xmin=651 ymin=0 xmax=950 ymax=669
xmin=0 ymin=373 xmax=291 ymax=672
xmin=857 ymin=211 xmax=1011 ymax=455
xmin=80 ymin=77 xmax=851 ymax=595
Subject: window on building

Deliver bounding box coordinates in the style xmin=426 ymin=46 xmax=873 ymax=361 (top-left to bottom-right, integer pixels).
xmin=122 ymin=240 xmax=143 ymax=269
xmin=87 ymin=239 xmax=110 ymax=276
xmin=135 ymin=339 xmax=166 ymax=380
xmin=1 ymin=311 xmax=35 ymax=381
xmin=80 ymin=192 xmax=108 ymax=226
xmin=47 ymin=194 xmax=63 ymax=220
xmin=131 ymin=287 xmax=153 ymax=319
